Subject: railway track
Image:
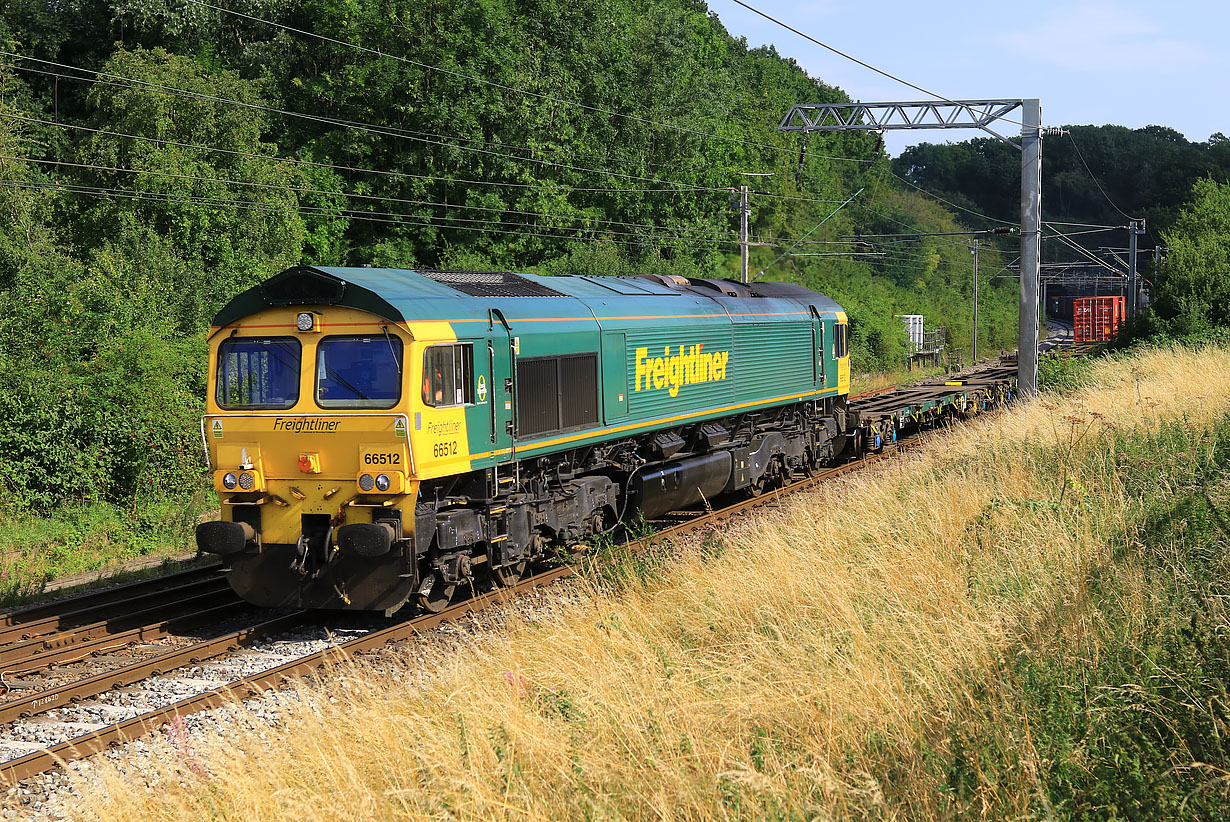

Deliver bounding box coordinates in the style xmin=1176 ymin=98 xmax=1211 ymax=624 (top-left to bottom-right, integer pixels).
xmin=0 ymin=360 xmax=1017 ymax=787
xmin=0 ymin=564 xmax=221 ymax=639
xmin=0 ymin=569 xmax=569 ymax=784
xmin=0 ymin=565 xmax=253 ymax=681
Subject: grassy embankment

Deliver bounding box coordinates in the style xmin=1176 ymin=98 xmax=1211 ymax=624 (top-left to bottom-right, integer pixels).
xmin=77 ymin=345 xmax=1230 ymax=819
xmin=0 ymin=498 xmax=208 ymax=605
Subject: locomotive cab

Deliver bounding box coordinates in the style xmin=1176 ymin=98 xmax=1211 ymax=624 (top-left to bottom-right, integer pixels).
xmin=198 ymin=268 xmax=426 ymax=614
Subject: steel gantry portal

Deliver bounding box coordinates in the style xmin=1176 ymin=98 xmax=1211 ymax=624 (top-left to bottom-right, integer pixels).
xmin=779 ymin=99 xmax=1044 ymax=394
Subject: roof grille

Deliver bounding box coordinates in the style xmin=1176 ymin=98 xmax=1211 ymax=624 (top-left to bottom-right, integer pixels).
xmin=417 ymin=269 xmax=567 ymax=298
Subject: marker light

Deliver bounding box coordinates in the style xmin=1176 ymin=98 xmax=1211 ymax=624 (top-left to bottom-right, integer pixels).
xmin=296 ymin=312 xmax=315 ymax=332
xmin=375 ymin=474 xmax=391 ymax=492
xmin=238 ymin=472 xmax=255 ymax=490
xmin=358 ymin=474 xmax=375 ymax=492
xmin=222 ymin=472 xmax=239 ymax=490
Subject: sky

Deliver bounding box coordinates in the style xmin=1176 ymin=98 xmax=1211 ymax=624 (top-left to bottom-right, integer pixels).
xmin=712 ymin=0 xmax=1227 ymax=156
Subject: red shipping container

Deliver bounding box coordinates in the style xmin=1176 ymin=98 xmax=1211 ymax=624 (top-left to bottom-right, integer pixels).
xmin=1073 ymin=295 xmax=1125 ymax=342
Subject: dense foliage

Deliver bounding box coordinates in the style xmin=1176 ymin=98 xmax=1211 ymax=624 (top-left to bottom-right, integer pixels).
xmin=893 ymin=124 xmax=1230 ymax=241
xmin=0 ymin=0 xmax=1019 ymax=520
xmin=1143 ymin=179 xmax=1230 ymax=340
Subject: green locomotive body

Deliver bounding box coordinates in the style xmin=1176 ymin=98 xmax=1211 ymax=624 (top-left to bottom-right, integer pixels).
xmin=198 ymin=266 xmax=851 ymax=613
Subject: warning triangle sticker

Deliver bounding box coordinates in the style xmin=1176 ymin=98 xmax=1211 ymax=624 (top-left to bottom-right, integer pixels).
xmin=212 ymin=420 xmax=223 ymax=438
xmin=394 ymin=418 xmax=407 ymax=438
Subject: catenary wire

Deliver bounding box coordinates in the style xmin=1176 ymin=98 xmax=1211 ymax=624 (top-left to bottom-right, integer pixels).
xmin=725 ymin=0 xmax=1027 ymax=131
xmin=7 ymin=58 xmax=709 ymax=176
xmin=2 ymin=55 xmax=725 ymax=193
xmin=1044 ymin=231 xmax=1123 ymax=272
xmin=0 ymin=111 xmax=719 ymax=195
xmin=3 ymin=50 xmax=994 ymax=259
xmin=889 ymin=171 xmax=1017 ymax=226
xmin=0 ymin=177 xmax=753 ymax=250
xmin=4 ymin=20 xmax=1052 ymax=261
xmin=5 ymin=61 xmax=859 ymax=208
xmin=1042 ymin=219 xmax=1122 ymax=229
xmin=1066 ymin=132 xmax=1137 ymax=221
xmin=6 ymin=154 xmax=750 ymax=242
xmin=1041 ymin=225 xmax=1122 ymax=239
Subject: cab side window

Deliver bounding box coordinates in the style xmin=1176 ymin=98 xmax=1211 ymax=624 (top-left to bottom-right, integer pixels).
xmin=422 ymin=344 xmax=475 ymax=407
xmin=834 ymin=323 xmax=849 ymax=359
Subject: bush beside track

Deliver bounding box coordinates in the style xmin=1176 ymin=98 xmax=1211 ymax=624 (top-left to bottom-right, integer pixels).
xmin=62 ymin=345 xmax=1230 ymax=820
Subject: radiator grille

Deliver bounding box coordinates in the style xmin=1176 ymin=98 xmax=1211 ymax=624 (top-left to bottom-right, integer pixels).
xmin=516 ymin=353 xmax=599 ymax=437
xmin=417 ymin=270 xmax=566 ymax=298
xmin=560 ymin=354 xmax=599 ymax=429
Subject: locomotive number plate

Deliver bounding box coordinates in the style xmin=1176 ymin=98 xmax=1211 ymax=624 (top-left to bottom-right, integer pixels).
xmin=359 ymin=444 xmax=409 ymax=470
xmin=362 ymin=452 xmax=402 ymax=466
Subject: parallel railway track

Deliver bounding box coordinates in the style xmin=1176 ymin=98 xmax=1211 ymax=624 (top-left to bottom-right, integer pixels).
xmin=0 ymin=360 xmax=1018 ymax=786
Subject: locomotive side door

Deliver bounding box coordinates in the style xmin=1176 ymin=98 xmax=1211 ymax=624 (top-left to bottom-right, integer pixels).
xmin=488 ymin=310 xmax=516 ymax=482
xmin=810 ymin=306 xmax=827 ymax=389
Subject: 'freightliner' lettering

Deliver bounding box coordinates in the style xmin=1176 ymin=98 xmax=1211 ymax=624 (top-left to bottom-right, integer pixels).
xmin=634 ymin=344 xmax=730 ymax=397
xmin=272 ymin=418 xmax=341 ymax=433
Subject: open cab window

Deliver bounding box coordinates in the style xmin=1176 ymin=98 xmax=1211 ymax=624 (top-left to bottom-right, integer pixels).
xmin=217 ymin=337 xmax=301 ymax=409
xmin=315 ymin=335 xmax=403 ymax=409
xmin=422 ymin=344 xmax=474 ymax=407
xmin=834 ymin=323 xmax=849 ymax=359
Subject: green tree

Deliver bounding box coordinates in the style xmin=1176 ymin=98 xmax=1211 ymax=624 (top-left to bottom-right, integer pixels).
xmin=1145 ymin=178 xmax=1230 ymax=338
xmin=65 ymin=47 xmax=342 ymax=329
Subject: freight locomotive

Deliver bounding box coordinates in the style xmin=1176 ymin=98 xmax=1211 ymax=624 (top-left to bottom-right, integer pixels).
xmin=196 ymin=265 xmax=855 ymax=614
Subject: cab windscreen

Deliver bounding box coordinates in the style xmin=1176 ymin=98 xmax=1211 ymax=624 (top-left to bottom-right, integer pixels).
xmin=217 ymin=337 xmax=301 ymax=409
xmin=316 ymin=335 xmax=403 ymax=408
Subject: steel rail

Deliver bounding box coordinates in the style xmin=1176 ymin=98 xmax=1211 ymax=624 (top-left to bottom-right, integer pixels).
xmin=0 ymin=576 xmax=232 ymax=646
xmin=0 ymin=567 xmax=574 ymax=784
xmin=0 ymin=593 xmax=247 ymax=674
xmin=0 ymin=610 xmax=314 ymax=725
xmin=0 ymin=565 xmax=220 ymax=630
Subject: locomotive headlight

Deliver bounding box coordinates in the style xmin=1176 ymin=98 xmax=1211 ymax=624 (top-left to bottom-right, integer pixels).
xmin=358 ymin=473 xmax=376 ymax=492
xmin=375 ymin=474 xmax=391 ymax=492
xmin=296 ymin=312 xmax=315 ymax=332
xmin=238 ymin=472 xmax=256 ymax=491
xmin=222 ymin=472 xmax=239 ymax=490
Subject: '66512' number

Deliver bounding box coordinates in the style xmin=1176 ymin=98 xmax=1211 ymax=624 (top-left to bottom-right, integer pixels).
xmin=432 ymin=441 xmax=458 ymax=458
xmin=363 ymin=453 xmax=401 ymax=465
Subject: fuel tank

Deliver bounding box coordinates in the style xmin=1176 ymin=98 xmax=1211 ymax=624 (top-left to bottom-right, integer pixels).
xmin=630 ymin=451 xmax=732 ymax=519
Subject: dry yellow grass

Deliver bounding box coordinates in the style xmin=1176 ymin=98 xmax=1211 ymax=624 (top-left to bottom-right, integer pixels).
xmin=73 ymin=345 xmax=1230 ymax=821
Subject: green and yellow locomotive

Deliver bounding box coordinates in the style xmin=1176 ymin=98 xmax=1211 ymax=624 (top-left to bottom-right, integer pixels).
xmin=196 ymin=266 xmax=850 ymax=614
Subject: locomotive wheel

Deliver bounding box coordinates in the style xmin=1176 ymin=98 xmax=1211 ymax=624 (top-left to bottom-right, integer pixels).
xmin=417 ymin=575 xmax=457 ymax=614
xmin=492 ymin=559 xmax=528 ymax=588
xmin=801 ymin=450 xmax=819 ymax=478
xmin=588 ymin=510 xmax=606 ymax=537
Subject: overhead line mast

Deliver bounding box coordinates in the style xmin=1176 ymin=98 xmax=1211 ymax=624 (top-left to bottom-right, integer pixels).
xmin=779 ymin=99 xmax=1047 ymax=394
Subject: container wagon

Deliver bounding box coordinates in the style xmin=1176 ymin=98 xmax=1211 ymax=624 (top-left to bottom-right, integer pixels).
xmin=1073 ymin=295 xmax=1125 ymax=342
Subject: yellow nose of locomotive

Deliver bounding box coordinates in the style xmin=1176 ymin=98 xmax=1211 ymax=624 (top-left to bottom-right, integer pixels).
xmin=199 ymin=294 xmax=420 ymax=613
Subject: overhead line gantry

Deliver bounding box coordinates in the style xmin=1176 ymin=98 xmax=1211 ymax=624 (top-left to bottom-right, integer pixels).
xmin=779 ymin=99 xmax=1046 ymax=394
